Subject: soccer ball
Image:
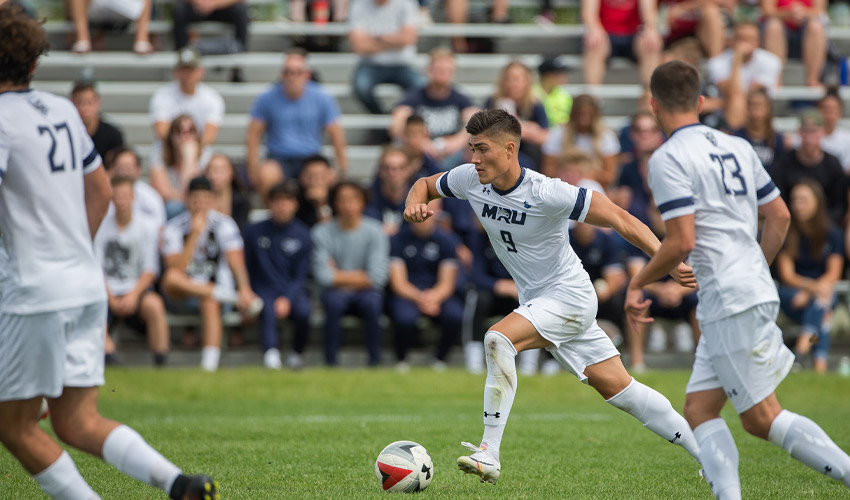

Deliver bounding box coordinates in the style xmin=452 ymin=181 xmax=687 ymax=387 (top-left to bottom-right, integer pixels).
xmin=375 ymin=440 xmax=433 ymax=493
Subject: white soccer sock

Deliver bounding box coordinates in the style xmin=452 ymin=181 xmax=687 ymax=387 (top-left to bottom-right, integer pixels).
xmin=694 ymin=418 xmax=741 ymax=500
xmin=769 ymin=410 xmax=850 ymax=487
xmin=200 ymin=346 xmax=220 ymax=372
xmin=33 ymin=451 xmax=101 ymax=500
xmin=480 ymin=330 xmax=518 ymax=461
xmin=606 ymin=378 xmax=701 ymax=462
xmin=102 ymin=425 xmax=182 ymax=493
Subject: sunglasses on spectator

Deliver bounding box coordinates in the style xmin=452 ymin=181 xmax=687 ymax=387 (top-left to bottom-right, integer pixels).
xmin=283 ymin=68 xmax=307 ymax=76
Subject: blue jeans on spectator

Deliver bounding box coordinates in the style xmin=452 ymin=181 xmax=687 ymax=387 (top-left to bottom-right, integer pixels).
xmin=267 ymin=155 xmax=312 ymax=181
xmin=352 ymin=62 xmax=425 ymax=114
xmin=257 ymin=289 xmax=312 ymax=354
xmin=389 ymin=294 xmax=464 ymax=362
xmin=778 ymin=285 xmax=834 ymax=360
xmin=321 ymin=288 xmax=383 ymax=366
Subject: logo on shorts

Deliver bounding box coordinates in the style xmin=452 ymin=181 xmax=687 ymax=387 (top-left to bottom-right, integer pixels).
xmin=726 ymin=388 xmax=739 ymax=398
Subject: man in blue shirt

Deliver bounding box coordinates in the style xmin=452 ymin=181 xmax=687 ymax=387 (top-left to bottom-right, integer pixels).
xmin=246 ymin=48 xmax=348 ymax=198
xmin=388 ymin=202 xmax=464 ymax=368
xmin=244 ymin=181 xmax=313 ymax=370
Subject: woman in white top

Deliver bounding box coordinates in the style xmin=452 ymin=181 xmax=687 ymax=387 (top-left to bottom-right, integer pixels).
xmin=149 ymin=114 xmax=211 ymax=219
xmin=541 ymin=94 xmax=620 ymax=187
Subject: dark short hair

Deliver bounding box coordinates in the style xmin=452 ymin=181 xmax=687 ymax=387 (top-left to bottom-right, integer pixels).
xmin=110 ymin=175 xmax=135 ymax=188
xmin=406 ymin=114 xmax=427 ymax=128
xmin=818 ymin=86 xmax=841 ymax=107
xmin=302 ymin=153 xmax=332 ymax=170
xmin=70 ymin=80 xmax=98 ymax=98
xmin=104 ymin=147 xmax=141 ymax=171
xmin=329 ymin=181 xmax=369 ymax=213
xmin=187 ymin=175 xmax=213 ymax=193
xmin=465 ymin=108 xmax=522 ymax=142
xmin=268 ymin=180 xmax=300 ymax=201
xmin=0 ymin=4 xmax=50 ymax=86
xmin=650 ymin=61 xmax=701 ymax=113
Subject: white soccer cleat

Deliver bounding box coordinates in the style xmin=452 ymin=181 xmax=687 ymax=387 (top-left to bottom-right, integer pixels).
xmin=457 ymin=442 xmax=501 ymax=484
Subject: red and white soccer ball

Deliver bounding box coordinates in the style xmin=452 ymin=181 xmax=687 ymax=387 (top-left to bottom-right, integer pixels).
xmin=375 ymin=440 xmax=433 ymax=493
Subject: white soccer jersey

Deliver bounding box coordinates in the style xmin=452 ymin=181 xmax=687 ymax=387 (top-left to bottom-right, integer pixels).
xmin=0 ymin=89 xmax=106 ymax=314
xmin=436 ymin=163 xmax=593 ymax=304
xmin=648 ymin=123 xmax=781 ymax=322
xmin=94 ymin=210 xmax=160 ymax=296
xmin=162 ymin=210 xmax=242 ymax=288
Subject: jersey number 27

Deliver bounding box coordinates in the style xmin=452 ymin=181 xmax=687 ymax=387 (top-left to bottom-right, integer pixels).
xmin=38 ymin=122 xmax=76 ymax=173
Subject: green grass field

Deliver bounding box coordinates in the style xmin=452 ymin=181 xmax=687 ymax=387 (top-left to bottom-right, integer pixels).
xmin=2 ymin=367 xmax=849 ymax=499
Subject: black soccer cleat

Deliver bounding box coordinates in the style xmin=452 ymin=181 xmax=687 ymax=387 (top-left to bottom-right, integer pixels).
xmin=170 ymin=474 xmax=219 ymax=500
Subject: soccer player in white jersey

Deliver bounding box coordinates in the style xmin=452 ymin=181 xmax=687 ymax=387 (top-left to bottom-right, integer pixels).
xmin=626 ymin=60 xmax=850 ymax=499
xmin=0 ymin=6 xmax=217 ymax=500
xmin=404 ymin=108 xmax=702 ymax=485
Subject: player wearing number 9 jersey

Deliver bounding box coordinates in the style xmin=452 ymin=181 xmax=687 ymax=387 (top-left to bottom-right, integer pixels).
xmin=0 ymin=6 xmax=217 ymax=500
xmin=404 ymin=108 xmax=702 ymax=487
xmin=627 ymin=60 xmax=850 ymax=499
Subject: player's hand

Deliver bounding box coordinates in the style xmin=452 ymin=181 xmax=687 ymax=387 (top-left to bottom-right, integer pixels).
xmin=625 ymin=286 xmax=653 ymax=332
xmin=403 ymin=204 xmax=434 ymax=223
xmin=670 ymin=262 xmax=697 ymax=288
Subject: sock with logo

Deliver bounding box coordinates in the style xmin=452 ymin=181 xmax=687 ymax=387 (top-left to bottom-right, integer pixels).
xmin=769 ymin=410 xmax=850 ymax=487
xmin=606 ymin=378 xmax=701 ymax=462
xmin=479 ymin=330 xmax=517 ymax=461
xmin=694 ymin=418 xmax=741 ymax=500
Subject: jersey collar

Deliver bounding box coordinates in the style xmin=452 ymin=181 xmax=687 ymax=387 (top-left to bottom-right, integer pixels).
xmin=492 ymin=166 xmax=526 ymax=196
xmin=669 ymin=122 xmax=702 ymax=137
xmin=0 ymin=88 xmax=33 ymax=96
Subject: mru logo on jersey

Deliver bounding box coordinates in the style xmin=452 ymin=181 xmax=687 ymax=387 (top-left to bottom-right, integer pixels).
xmin=481 ymin=203 xmax=527 ymax=225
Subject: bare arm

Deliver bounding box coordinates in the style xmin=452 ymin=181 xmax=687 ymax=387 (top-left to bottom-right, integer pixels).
xmin=403 ymin=174 xmax=443 ymax=223
xmin=325 ymin=121 xmax=348 ymax=176
xmin=581 ymin=0 xmax=602 ymax=27
xmin=429 ymin=261 xmax=459 ymax=303
xmin=333 ymin=269 xmax=373 ymax=289
xmin=389 ymin=105 xmax=414 ymax=140
xmin=389 ymin=261 xmax=421 ymax=301
xmin=225 ymin=248 xmax=252 ymax=293
xmin=758 ymin=196 xmax=791 ymax=266
xmin=149 ymin=167 xmax=182 ymax=201
xmin=201 ymin=123 xmax=219 ymax=148
xmin=583 ymin=192 xmax=662 ymax=259
xmin=154 ymin=121 xmax=169 ymax=142
xmin=628 ymin=214 xmax=696 ymax=290
xmin=245 ymin=119 xmax=266 ymax=186
xmin=84 ymin=165 xmax=112 ymax=239
xmin=638 ymin=0 xmax=659 ymax=29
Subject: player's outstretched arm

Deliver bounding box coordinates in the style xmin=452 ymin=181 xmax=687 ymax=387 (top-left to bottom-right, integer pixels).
xmin=403 ymin=174 xmax=442 ymax=223
xmin=84 ymin=165 xmax=112 ymax=239
xmin=758 ymin=195 xmax=791 ymax=266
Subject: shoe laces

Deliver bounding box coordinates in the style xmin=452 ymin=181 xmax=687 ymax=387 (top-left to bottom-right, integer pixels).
xmin=461 ymin=441 xmax=487 ymax=454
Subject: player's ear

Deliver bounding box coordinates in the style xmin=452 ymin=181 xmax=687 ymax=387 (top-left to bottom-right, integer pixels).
xmin=504 ymin=140 xmax=515 ymax=160
xmin=696 ymin=95 xmax=705 ymax=114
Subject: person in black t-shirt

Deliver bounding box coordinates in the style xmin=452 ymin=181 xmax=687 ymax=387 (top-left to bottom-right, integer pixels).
xmin=70 ymin=80 xmax=124 ymax=160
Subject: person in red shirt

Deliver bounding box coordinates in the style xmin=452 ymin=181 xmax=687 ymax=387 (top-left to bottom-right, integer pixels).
xmin=762 ymin=0 xmax=828 ymax=87
xmin=660 ymin=0 xmax=729 ymax=58
xmin=582 ymin=0 xmax=663 ymax=85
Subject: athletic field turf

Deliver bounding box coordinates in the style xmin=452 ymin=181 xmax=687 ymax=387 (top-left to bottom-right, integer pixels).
xmin=2 ymin=367 xmax=849 ymax=499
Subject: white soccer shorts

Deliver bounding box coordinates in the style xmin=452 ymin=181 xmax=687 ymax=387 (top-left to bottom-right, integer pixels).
xmin=0 ymin=301 xmax=107 ymax=402
xmin=686 ymin=302 xmax=794 ymax=413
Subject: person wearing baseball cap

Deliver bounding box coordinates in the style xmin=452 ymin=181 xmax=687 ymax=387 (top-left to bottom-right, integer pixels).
xmin=534 ymin=55 xmax=573 ymax=128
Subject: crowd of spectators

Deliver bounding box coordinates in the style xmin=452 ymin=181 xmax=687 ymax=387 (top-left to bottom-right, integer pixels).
xmin=51 ymin=0 xmax=850 ymax=373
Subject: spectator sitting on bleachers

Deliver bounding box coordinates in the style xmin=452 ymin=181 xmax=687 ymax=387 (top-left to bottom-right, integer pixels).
xmin=660 ymin=0 xmax=727 ymax=58
xmin=348 ymin=0 xmax=425 ymax=115
xmin=246 ymin=49 xmax=347 ymax=196
xmin=484 ymin=61 xmax=549 ymax=172
xmin=401 ymin=114 xmax=443 ymax=179
xmin=776 ymin=179 xmax=844 ymax=374
xmin=149 ymin=114 xmax=209 ymax=219
xmin=581 ymin=0 xmax=663 ymax=85
xmin=70 ymin=80 xmax=124 ymax=160
xmin=104 ymin=147 xmax=167 ymax=228
xmin=289 ymin=0 xmax=349 ymax=23
xmin=365 ymin=147 xmax=412 ymax=236
xmin=388 ymin=201 xmax=464 ymax=370
xmin=534 ymin=56 xmax=573 ymax=129
xmin=707 ymin=21 xmax=783 ymax=130
xmin=311 ymin=181 xmax=389 ymax=366
xmin=818 ymin=88 xmax=850 ymax=173
xmin=244 ymin=181 xmax=313 ymax=370
xmin=542 ymin=94 xmax=620 ymax=186
xmin=762 ymin=0 xmax=828 ymax=87
xmin=161 ymin=176 xmax=262 ymax=371
xmin=149 ymin=48 xmax=223 ymax=148
xmin=206 ymin=154 xmax=250 ymax=232
xmin=94 ymin=176 xmax=169 ymax=366
xmin=624 ymin=200 xmax=699 ymax=372
xmin=172 ymin=0 xmax=250 ymax=53
xmin=612 ymin=113 xmax=664 ymax=225
xmin=733 ymin=87 xmax=789 ymax=172
xmin=68 ymin=0 xmax=153 ymax=54
xmin=464 ymin=221 xmax=518 ymax=374
xmin=388 ymin=48 xmax=477 ymax=169
xmin=771 ymin=109 xmax=847 ymax=226
xmin=445 ymin=0 xmax=511 ymax=53
xmin=296 ymin=154 xmax=337 ymax=227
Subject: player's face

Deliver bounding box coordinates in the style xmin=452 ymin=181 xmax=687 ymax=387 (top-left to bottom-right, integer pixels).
xmin=112 ymin=183 xmax=134 ymax=214
xmin=469 ymin=134 xmax=512 ymax=184
xmin=270 ymin=196 xmax=298 ymax=224
xmin=790 ymin=184 xmax=818 ymax=223
xmin=71 ymin=89 xmax=99 ymax=123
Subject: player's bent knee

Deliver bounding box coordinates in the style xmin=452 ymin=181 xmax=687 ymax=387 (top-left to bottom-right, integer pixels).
xmin=740 ymin=414 xmax=772 ymax=439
